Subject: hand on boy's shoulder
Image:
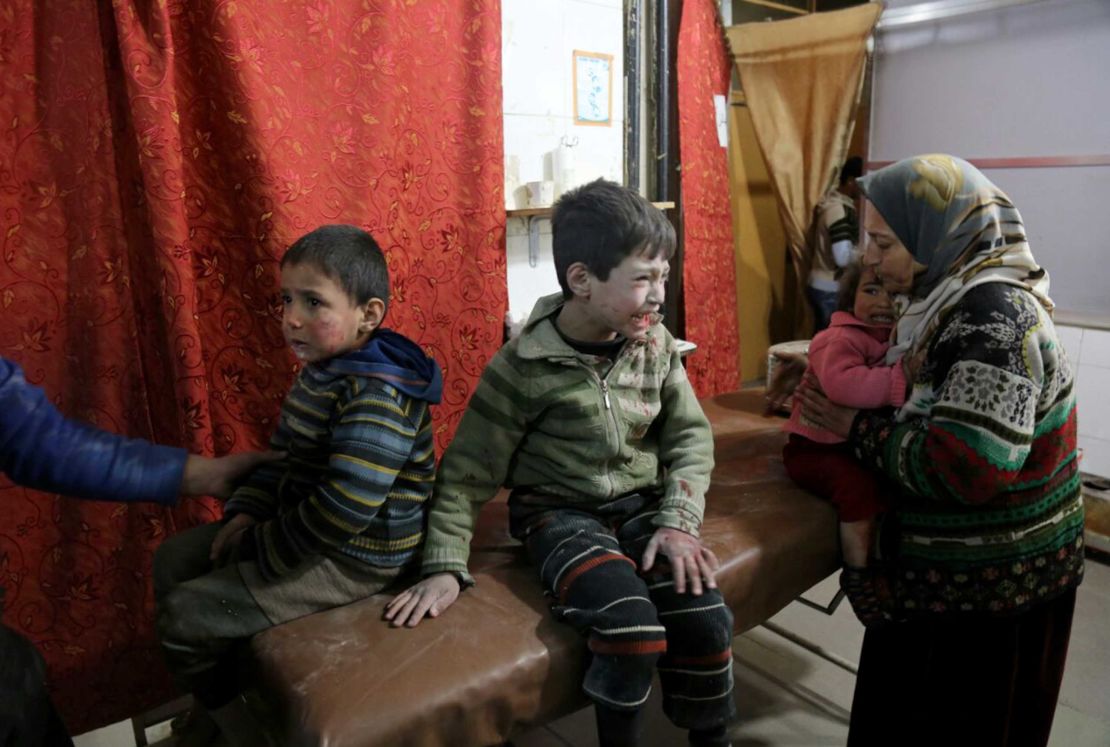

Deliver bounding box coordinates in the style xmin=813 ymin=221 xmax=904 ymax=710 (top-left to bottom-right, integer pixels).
xmin=180 ymin=449 xmax=285 ymax=498
xmin=642 ymin=527 xmax=720 ymax=596
xmin=383 ymin=572 xmax=461 ymax=628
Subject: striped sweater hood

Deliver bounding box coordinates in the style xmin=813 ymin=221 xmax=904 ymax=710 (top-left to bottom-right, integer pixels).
xmin=323 ymin=328 xmax=442 ymax=404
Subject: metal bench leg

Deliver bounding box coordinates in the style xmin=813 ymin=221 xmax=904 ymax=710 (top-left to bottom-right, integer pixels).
xmin=130 ymin=695 xmax=192 ymax=746
xmin=731 ymin=587 xmax=860 ymax=724
xmin=759 ymin=620 xmax=858 ymax=676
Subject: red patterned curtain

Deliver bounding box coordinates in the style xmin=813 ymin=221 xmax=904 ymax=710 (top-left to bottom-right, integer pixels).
xmin=0 ymin=0 xmax=504 ymax=733
xmin=677 ymin=0 xmax=740 ymax=397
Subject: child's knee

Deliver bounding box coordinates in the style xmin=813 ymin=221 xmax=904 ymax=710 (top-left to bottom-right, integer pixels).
xmin=666 ymin=597 xmax=734 ymax=651
xmin=151 ymin=543 xmax=179 ymax=600
xmin=155 ymin=585 xmax=202 ymax=651
xmin=699 ymin=601 xmax=734 ymax=642
xmin=152 ymin=524 xmax=217 ymax=599
xmin=585 ymin=599 xmax=668 ymax=675
xmin=583 ymin=615 xmax=665 ymax=707
xmin=706 ymin=601 xmax=734 ymax=638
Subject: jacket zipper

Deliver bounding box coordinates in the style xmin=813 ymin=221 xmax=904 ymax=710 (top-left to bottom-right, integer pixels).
xmin=593 ymin=344 xmax=635 ymax=498
xmin=584 ymin=368 xmax=618 ymax=498
xmin=559 ymin=340 xmax=637 ymax=498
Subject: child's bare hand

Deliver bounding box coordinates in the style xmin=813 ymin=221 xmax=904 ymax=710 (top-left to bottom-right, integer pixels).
xmin=642 ymin=527 xmax=719 ymax=595
xmin=209 ymin=513 xmax=256 ymax=563
xmin=384 ymin=573 xmax=461 ymax=628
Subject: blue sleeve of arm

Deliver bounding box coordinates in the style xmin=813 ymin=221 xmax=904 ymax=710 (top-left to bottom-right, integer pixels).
xmin=0 ymin=358 xmax=185 ymax=505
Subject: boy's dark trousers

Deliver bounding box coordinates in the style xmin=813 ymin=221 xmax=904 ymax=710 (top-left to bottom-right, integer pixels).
xmin=511 ymin=492 xmax=737 ymax=742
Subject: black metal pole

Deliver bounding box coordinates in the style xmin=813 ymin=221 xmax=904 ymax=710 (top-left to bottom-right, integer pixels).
xmin=654 ymin=0 xmax=671 ymax=203
xmin=624 ymin=0 xmax=642 ymax=191
xmin=651 ymin=0 xmax=683 ymax=339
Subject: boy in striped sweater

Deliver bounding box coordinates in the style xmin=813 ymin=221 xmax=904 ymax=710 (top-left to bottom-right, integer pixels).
xmin=386 ymin=181 xmax=735 ymax=747
xmin=154 ymin=225 xmax=442 ymax=746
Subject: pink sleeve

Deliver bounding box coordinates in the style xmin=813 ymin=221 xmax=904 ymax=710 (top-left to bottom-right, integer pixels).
xmin=810 ymin=332 xmax=907 ymax=409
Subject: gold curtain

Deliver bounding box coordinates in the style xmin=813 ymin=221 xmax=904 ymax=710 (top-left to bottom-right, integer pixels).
xmin=726 ymin=4 xmax=881 ymax=337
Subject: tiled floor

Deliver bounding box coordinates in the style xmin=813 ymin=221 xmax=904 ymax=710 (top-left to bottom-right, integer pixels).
xmin=76 ymin=557 xmax=1110 ymax=747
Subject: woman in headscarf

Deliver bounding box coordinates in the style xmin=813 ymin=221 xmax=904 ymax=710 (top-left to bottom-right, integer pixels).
xmin=793 ymin=155 xmax=1084 ymax=747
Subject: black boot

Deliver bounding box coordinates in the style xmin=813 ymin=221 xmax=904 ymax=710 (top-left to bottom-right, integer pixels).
xmin=689 ymin=722 xmax=732 ymax=747
xmin=840 ymin=565 xmax=892 ymax=628
xmin=594 ymin=704 xmax=646 ymax=747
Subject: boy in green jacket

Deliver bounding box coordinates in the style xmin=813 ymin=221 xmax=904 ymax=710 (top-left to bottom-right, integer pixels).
xmin=386 ymin=180 xmax=734 ymax=747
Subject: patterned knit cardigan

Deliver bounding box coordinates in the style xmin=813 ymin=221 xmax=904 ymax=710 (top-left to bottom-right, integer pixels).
xmin=850 ymin=283 xmax=1084 ymax=618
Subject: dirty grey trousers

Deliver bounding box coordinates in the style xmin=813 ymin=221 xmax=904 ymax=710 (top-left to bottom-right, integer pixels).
xmin=153 ymin=522 xmax=402 ymax=708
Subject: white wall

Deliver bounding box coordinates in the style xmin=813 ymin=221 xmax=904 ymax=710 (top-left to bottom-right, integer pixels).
xmin=502 ymin=0 xmax=625 ymax=323
xmin=1057 ymin=322 xmax=1110 ymax=479
xmin=872 ymin=0 xmax=1110 ymax=478
xmin=871 ymin=0 xmax=1110 ymax=316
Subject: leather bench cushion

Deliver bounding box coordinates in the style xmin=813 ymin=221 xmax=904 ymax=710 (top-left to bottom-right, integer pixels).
xmin=250 ymin=390 xmax=838 ymax=747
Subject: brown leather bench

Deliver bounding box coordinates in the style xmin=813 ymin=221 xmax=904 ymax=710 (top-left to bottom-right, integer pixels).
xmin=250 ymin=390 xmax=839 ymax=746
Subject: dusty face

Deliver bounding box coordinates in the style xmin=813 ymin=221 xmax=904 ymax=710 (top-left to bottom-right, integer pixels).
xmin=853 ymin=267 xmax=895 ymax=326
xmin=280 ymin=262 xmax=377 ymax=362
xmin=575 ymin=250 xmax=669 ymax=342
xmin=860 ymin=199 xmax=922 ymax=295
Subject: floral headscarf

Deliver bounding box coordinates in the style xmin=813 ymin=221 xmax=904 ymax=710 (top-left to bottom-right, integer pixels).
xmin=857 ymin=154 xmax=1053 ymax=365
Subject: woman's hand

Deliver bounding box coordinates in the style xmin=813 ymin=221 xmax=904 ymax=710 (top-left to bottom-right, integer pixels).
xmin=796 ymin=373 xmax=858 ymax=438
xmin=765 ymin=351 xmax=809 ymax=415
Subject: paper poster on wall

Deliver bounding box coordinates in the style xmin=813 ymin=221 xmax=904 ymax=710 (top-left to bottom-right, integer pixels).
xmin=714 ymin=94 xmax=728 ymax=148
xmin=573 ymin=50 xmax=612 ymax=127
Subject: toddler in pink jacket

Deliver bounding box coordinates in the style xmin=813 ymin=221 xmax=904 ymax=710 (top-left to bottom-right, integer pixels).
xmin=782 ymin=264 xmax=906 ymax=577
